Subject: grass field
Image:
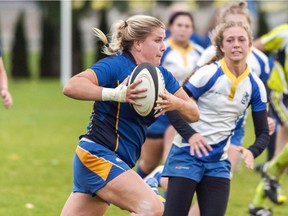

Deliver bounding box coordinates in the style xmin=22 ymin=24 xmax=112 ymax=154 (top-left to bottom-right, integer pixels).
xmin=0 ymin=79 xmax=287 ymax=215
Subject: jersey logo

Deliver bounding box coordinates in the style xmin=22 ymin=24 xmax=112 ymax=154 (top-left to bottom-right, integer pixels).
xmin=241 ymin=91 xmax=250 ymax=105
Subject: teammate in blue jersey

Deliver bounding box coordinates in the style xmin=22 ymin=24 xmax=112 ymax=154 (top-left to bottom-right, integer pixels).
xmin=60 ymin=15 xmax=201 ymax=216
xmin=163 ymin=21 xmax=270 ymax=216
xmin=0 ymin=45 xmax=13 ymax=109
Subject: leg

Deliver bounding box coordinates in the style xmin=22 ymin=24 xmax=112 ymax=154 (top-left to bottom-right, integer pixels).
xmin=197 ymin=176 xmax=230 ymax=216
xmin=97 ymin=169 xmax=164 ymax=216
xmin=137 ymin=137 xmax=164 ymax=177
xmin=61 ymin=193 xmax=108 ymax=216
xmin=65 ymin=142 xmax=164 ymax=216
xmin=188 ymin=201 xmax=200 ymax=216
xmin=270 ymin=91 xmax=288 ymax=157
xmin=164 ymin=177 xmax=197 ymax=216
xmin=273 ymin=124 xmax=288 ymax=157
xmin=61 ymin=170 xmax=164 ymax=216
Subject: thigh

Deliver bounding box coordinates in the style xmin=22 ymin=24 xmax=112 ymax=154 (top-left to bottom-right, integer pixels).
xmin=196 ymin=176 xmax=230 ymax=216
xmin=97 ymin=169 xmax=164 ymax=215
xmin=138 ymin=137 xmax=164 ymax=173
xmin=275 ymin=124 xmax=288 ymax=155
xmin=164 ymin=177 xmax=197 ymax=216
xmin=61 ymin=192 xmax=108 ymax=216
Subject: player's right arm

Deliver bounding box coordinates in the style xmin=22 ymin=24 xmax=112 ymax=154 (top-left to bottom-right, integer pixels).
xmin=63 ymin=70 xmax=146 ymax=103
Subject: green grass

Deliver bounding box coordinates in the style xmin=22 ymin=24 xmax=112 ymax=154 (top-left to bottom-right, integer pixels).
xmin=0 ymin=80 xmax=287 ymax=215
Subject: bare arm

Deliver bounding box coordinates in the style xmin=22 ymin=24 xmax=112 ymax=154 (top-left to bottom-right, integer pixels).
xmin=63 ymin=70 xmax=147 ymax=104
xmin=62 ymin=70 xmax=103 ymax=101
xmin=0 ymin=57 xmax=13 ymax=108
xmin=155 ymin=89 xmax=199 ymax=123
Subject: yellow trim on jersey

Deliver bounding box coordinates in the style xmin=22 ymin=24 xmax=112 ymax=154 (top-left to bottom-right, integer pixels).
xmin=87 ymin=69 xmax=99 ymax=85
xmin=76 ymin=146 xmax=112 ymax=181
xmin=220 ymin=59 xmax=250 ymax=100
xmin=115 ymin=81 xmax=121 ymax=152
xmin=174 ymin=87 xmax=183 ymax=96
xmin=168 ymin=38 xmax=192 ymax=67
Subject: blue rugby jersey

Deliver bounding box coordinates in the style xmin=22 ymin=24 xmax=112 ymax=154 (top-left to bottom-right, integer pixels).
xmin=82 ymin=52 xmax=181 ymax=168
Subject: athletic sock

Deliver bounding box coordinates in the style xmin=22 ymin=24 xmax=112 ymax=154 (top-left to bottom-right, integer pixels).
xmin=252 ymin=181 xmax=266 ymax=207
xmin=267 ymin=143 xmax=288 ymax=179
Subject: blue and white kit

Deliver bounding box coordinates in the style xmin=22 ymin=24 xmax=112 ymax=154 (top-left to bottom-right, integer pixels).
xmin=196 ymin=45 xmax=270 ymax=146
xmin=163 ymin=58 xmax=267 ymax=181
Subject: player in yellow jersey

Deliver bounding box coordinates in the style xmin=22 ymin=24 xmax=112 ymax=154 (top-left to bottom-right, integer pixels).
xmin=249 ymin=23 xmax=288 ymax=216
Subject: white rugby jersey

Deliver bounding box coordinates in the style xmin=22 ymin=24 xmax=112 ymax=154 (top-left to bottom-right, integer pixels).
xmin=174 ymin=59 xmax=267 ymax=162
xmin=197 ymin=45 xmax=270 ymax=82
xmin=161 ymin=38 xmax=204 ymax=84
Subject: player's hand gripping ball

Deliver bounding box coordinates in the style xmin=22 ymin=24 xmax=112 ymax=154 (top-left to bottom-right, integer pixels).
xmin=128 ymin=63 xmax=165 ymax=117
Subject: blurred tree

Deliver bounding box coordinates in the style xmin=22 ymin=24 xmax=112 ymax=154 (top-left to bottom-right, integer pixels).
xmin=39 ymin=1 xmax=60 ymax=78
xmin=72 ymin=9 xmax=83 ymax=76
xmin=256 ymin=7 xmax=269 ymax=38
xmin=11 ymin=12 xmax=30 ymax=78
xmin=95 ymin=8 xmax=108 ymax=61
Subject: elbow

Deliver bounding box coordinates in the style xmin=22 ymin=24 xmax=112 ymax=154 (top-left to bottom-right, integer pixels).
xmin=195 ymin=111 xmax=200 ymax=122
xmin=62 ymin=83 xmax=73 ymax=97
xmin=191 ymin=111 xmax=200 ymax=122
xmin=186 ymin=110 xmax=200 ymax=123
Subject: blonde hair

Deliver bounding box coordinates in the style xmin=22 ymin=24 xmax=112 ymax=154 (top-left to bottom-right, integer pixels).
xmin=93 ymin=15 xmax=165 ymax=56
xmin=210 ymin=21 xmax=252 ymax=62
xmin=182 ymin=21 xmax=252 ymax=85
xmin=221 ymin=1 xmax=252 ymax=26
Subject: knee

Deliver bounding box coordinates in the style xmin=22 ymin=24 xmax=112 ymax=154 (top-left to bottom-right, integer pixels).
xmin=137 ymin=200 xmax=164 ymax=216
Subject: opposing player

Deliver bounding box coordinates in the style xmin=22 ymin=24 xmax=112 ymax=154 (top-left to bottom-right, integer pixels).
xmin=60 ymin=15 xmax=201 ymax=216
xmin=163 ymin=21 xmax=270 ymax=216
xmin=195 ymin=1 xmax=274 ymax=175
xmin=249 ymin=23 xmax=288 ymax=215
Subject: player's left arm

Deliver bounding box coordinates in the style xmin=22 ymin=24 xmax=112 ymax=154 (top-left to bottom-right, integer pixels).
xmin=237 ymin=109 xmax=269 ymax=169
xmin=248 ymin=110 xmax=270 ymax=158
xmin=155 ymin=88 xmax=199 ymax=123
xmin=0 ymin=57 xmax=13 ymax=108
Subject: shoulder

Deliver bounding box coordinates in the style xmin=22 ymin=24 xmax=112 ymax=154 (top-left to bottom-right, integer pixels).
xmin=248 ymin=72 xmax=266 ymax=90
xmin=91 ymin=54 xmax=132 ymax=71
xmin=250 ymin=47 xmax=269 ymax=61
xmin=157 ymin=66 xmax=180 ymax=93
xmin=188 ymin=62 xmax=220 ymax=84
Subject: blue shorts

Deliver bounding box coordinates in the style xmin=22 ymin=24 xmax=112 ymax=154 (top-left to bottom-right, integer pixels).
xmin=230 ymin=115 xmax=245 ymax=146
xmin=73 ymin=138 xmax=131 ymax=196
xmin=146 ymin=115 xmax=170 ymax=138
xmin=162 ymin=145 xmax=231 ymax=182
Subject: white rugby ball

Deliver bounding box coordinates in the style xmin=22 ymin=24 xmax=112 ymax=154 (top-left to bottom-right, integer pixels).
xmin=128 ymin=63 xmax=165 ymax=117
